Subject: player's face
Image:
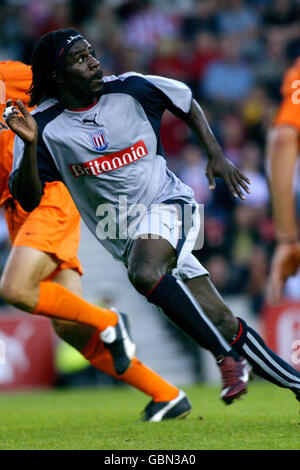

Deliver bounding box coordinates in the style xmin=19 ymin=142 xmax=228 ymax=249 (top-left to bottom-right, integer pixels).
xmin=63 ymin=40 xmax=104 ymax=100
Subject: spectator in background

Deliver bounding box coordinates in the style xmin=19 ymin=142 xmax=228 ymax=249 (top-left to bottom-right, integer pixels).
xmin=205 ymin=255 xmax=235 ymax=295
xmin=149 ymin=31 xmax=220 ymax=94
xmin=218 ymin=114 xmax=246 ymax=167
xmin=262 ymin=0 xmax=300 ymax=28
xmin=149 ymin=38 xmax=189 ymax=81
xmin=0 ymin=2 xmax=25 ymax=59
xmin=256 ymin=27 xmax=288 ymax=98
xmin=178 ymin=143 xmax=212 ymax=204
xmin=246 ymin=243 xmax=269 ymax=312
xmin=33 ymin=1 xmax=72 ymax=36
xmin=201 ymin=35 xmax=255 ymax=102
xmin=228 ymin=204 xmax=259 ymax=271
xmin=81 ymin=4 xmax=129 ymax=75
xmin=160 ymin=110 xmax=190 ymax=162
xmin=242 ymin=87 xmax=278 ymax=148
xmin=181 ymin=0 xmax=219 ymax=40
xmin=217 ymin=0 xmax=260 ymax=36
xmin=216 ymin=0 xmax=262 ymax=61
xmin=200 ymin=216 xmax=228 ymax=260
xmin=239 ymin=141 xmax=269 ymax=211
xmin=123 ymin=0 xmax=180 ymax=57
xmin=241 ymin=85 xmax=274 ymax=144
xmin=185 ymin=31 xmax=220 ymax=89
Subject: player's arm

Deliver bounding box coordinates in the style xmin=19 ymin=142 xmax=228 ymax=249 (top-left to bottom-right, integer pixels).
xmin=140 ymin=74 xmax=250 ymax=199
xmin=267 ymin=125 xmax=298 ymax=241
xmin=266 ymin=125 xmax=300 ymax=303
xmin=182 ymin=99 xmax=251 ymax=200
xmin=4 ymin=99 xmax=43 ymax=211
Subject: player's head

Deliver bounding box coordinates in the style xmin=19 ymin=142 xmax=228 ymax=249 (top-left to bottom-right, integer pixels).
xmin=29 ymin=28 xmax=103 ymax=107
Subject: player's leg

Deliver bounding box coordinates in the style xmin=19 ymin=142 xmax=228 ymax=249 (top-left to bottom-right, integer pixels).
xmin=1 ymin=187 xmax=134 ymax=374
xmin=184 ymin=275 xmax=239 ymax=342
xmin=128 ymin=237 xmax=238 ymax=357
xmin=231 ymin=317 xmax=300 ymax=399
xmin=52 ymin=268 xmax=191 ymax=421
xmin=0 ymin=245 xmax=117 ymax=326
xmin=1 ymin=248 xmax=189 ymax=419
xmin=50 ymin=267 xmax=95 ymax=351
xmin=81 ymin=330 xmax=191 ymax=421
xmin=127 ymin=237 xmax=248 ymax=404
xmin=0 ymin=246 xmax=134 ymax=375
xmin=0 ymin=245 xmax=59 ymax=310
xmin=186 ymin=273 xmax=300 ymax=399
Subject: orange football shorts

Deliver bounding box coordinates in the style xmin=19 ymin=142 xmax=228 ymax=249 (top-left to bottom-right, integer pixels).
xmin=4 ymin=181 xmax=83 ymax=275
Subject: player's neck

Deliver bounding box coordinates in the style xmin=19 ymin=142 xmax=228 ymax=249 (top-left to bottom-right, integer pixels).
xmin=58 ymin=90 xmax=98 ymax=111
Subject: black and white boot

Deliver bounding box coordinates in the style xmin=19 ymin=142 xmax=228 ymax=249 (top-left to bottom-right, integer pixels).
xmin=141 ymin=390 xmax=192 ymax=422
xmin=100 ymin=311 xmax=136 ymax=375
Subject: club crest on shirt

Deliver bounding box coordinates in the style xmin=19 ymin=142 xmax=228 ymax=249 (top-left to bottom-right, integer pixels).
xmin=90 ymin=129 xmax=109 ymax=152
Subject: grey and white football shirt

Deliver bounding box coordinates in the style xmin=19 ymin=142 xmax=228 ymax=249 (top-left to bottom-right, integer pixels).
xmin=11 ymin=73 xmax=197 ymax=262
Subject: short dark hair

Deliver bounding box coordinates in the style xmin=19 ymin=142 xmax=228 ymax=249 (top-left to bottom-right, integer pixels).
xmin=29 ymin=28 xmax=82 ymax=107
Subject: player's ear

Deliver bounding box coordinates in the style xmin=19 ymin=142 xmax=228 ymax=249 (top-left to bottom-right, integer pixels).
xmin=52 ymin=70 xmax=64 ymax=84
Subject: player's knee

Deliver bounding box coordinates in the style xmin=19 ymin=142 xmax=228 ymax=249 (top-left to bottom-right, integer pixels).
xmin=0 ymin=277 xmax=36 ymax=312
xmin=128 ymin=265 xmax=161 ymax=296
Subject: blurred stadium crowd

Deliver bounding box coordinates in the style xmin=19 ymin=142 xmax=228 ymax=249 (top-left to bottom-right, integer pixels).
xmin=0 ymin=0 xmax=300 ymax=313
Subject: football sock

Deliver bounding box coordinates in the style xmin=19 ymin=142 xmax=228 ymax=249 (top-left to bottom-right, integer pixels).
xmin=147 ymin=274 xmax=240 ymax=361
xmin=232 ymin=317 xmax=300 ymax=394
xmin=33 ymin=281 xmax=118 ymax=331
xmin=81 ymin=330 xmax=179 ymax=402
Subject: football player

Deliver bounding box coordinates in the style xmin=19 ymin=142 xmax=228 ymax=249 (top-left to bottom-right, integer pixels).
xmin=0 ymin=60 xmax=191 ymax=422
xmin=266 ymin=56 xmax=300 ymax=304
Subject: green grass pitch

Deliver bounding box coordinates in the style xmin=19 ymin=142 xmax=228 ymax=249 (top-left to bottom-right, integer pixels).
xmin=0 ymin=382 xmax=299 ymax=450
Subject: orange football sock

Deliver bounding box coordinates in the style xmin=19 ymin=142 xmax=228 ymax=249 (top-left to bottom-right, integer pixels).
xmin=81 ymin=330 xmax=179 ymax=402
xmin=33 ymin=281 xmax=118 ymax=331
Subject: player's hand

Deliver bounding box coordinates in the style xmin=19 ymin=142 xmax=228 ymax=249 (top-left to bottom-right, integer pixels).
xmin=205 ymin=155 xmax=251 ymax=200
xmin=3 ymin=99 xmax=38 ymax=143
xmin=266 ymin=242 xmax=300 ymax=305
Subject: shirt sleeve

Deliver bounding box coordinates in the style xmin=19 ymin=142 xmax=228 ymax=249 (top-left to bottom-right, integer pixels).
xmin=143 ymin=75 xmax=193 ymax=115
xmin=272 ymin=58 xmax=300 ymax=133
xmin=119 ymin=72 xmax=193 ymax=120
xmin=273 ymin=96 xmax=300 ymax=133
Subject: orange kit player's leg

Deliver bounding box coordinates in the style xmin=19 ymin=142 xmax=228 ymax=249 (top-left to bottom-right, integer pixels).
xmin=1 ymin=184 xmax=118 ymax=330
xmin=2 ymin=183 xmax=183 ymax=410
xmin=0 ymin=182 xmax=137 ymax=376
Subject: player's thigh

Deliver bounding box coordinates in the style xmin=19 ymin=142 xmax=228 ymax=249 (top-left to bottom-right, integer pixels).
xmin=185 ymin=275 xmax=238 ymax=340
xmin=127 ymin=202 xmax=198 ymax=294
xmin=51 ymin=268 xmax=95 ymax=350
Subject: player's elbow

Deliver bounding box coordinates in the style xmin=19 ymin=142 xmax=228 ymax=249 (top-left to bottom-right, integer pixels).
xmin=268 ymin=126 xmax=298 ymax=150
